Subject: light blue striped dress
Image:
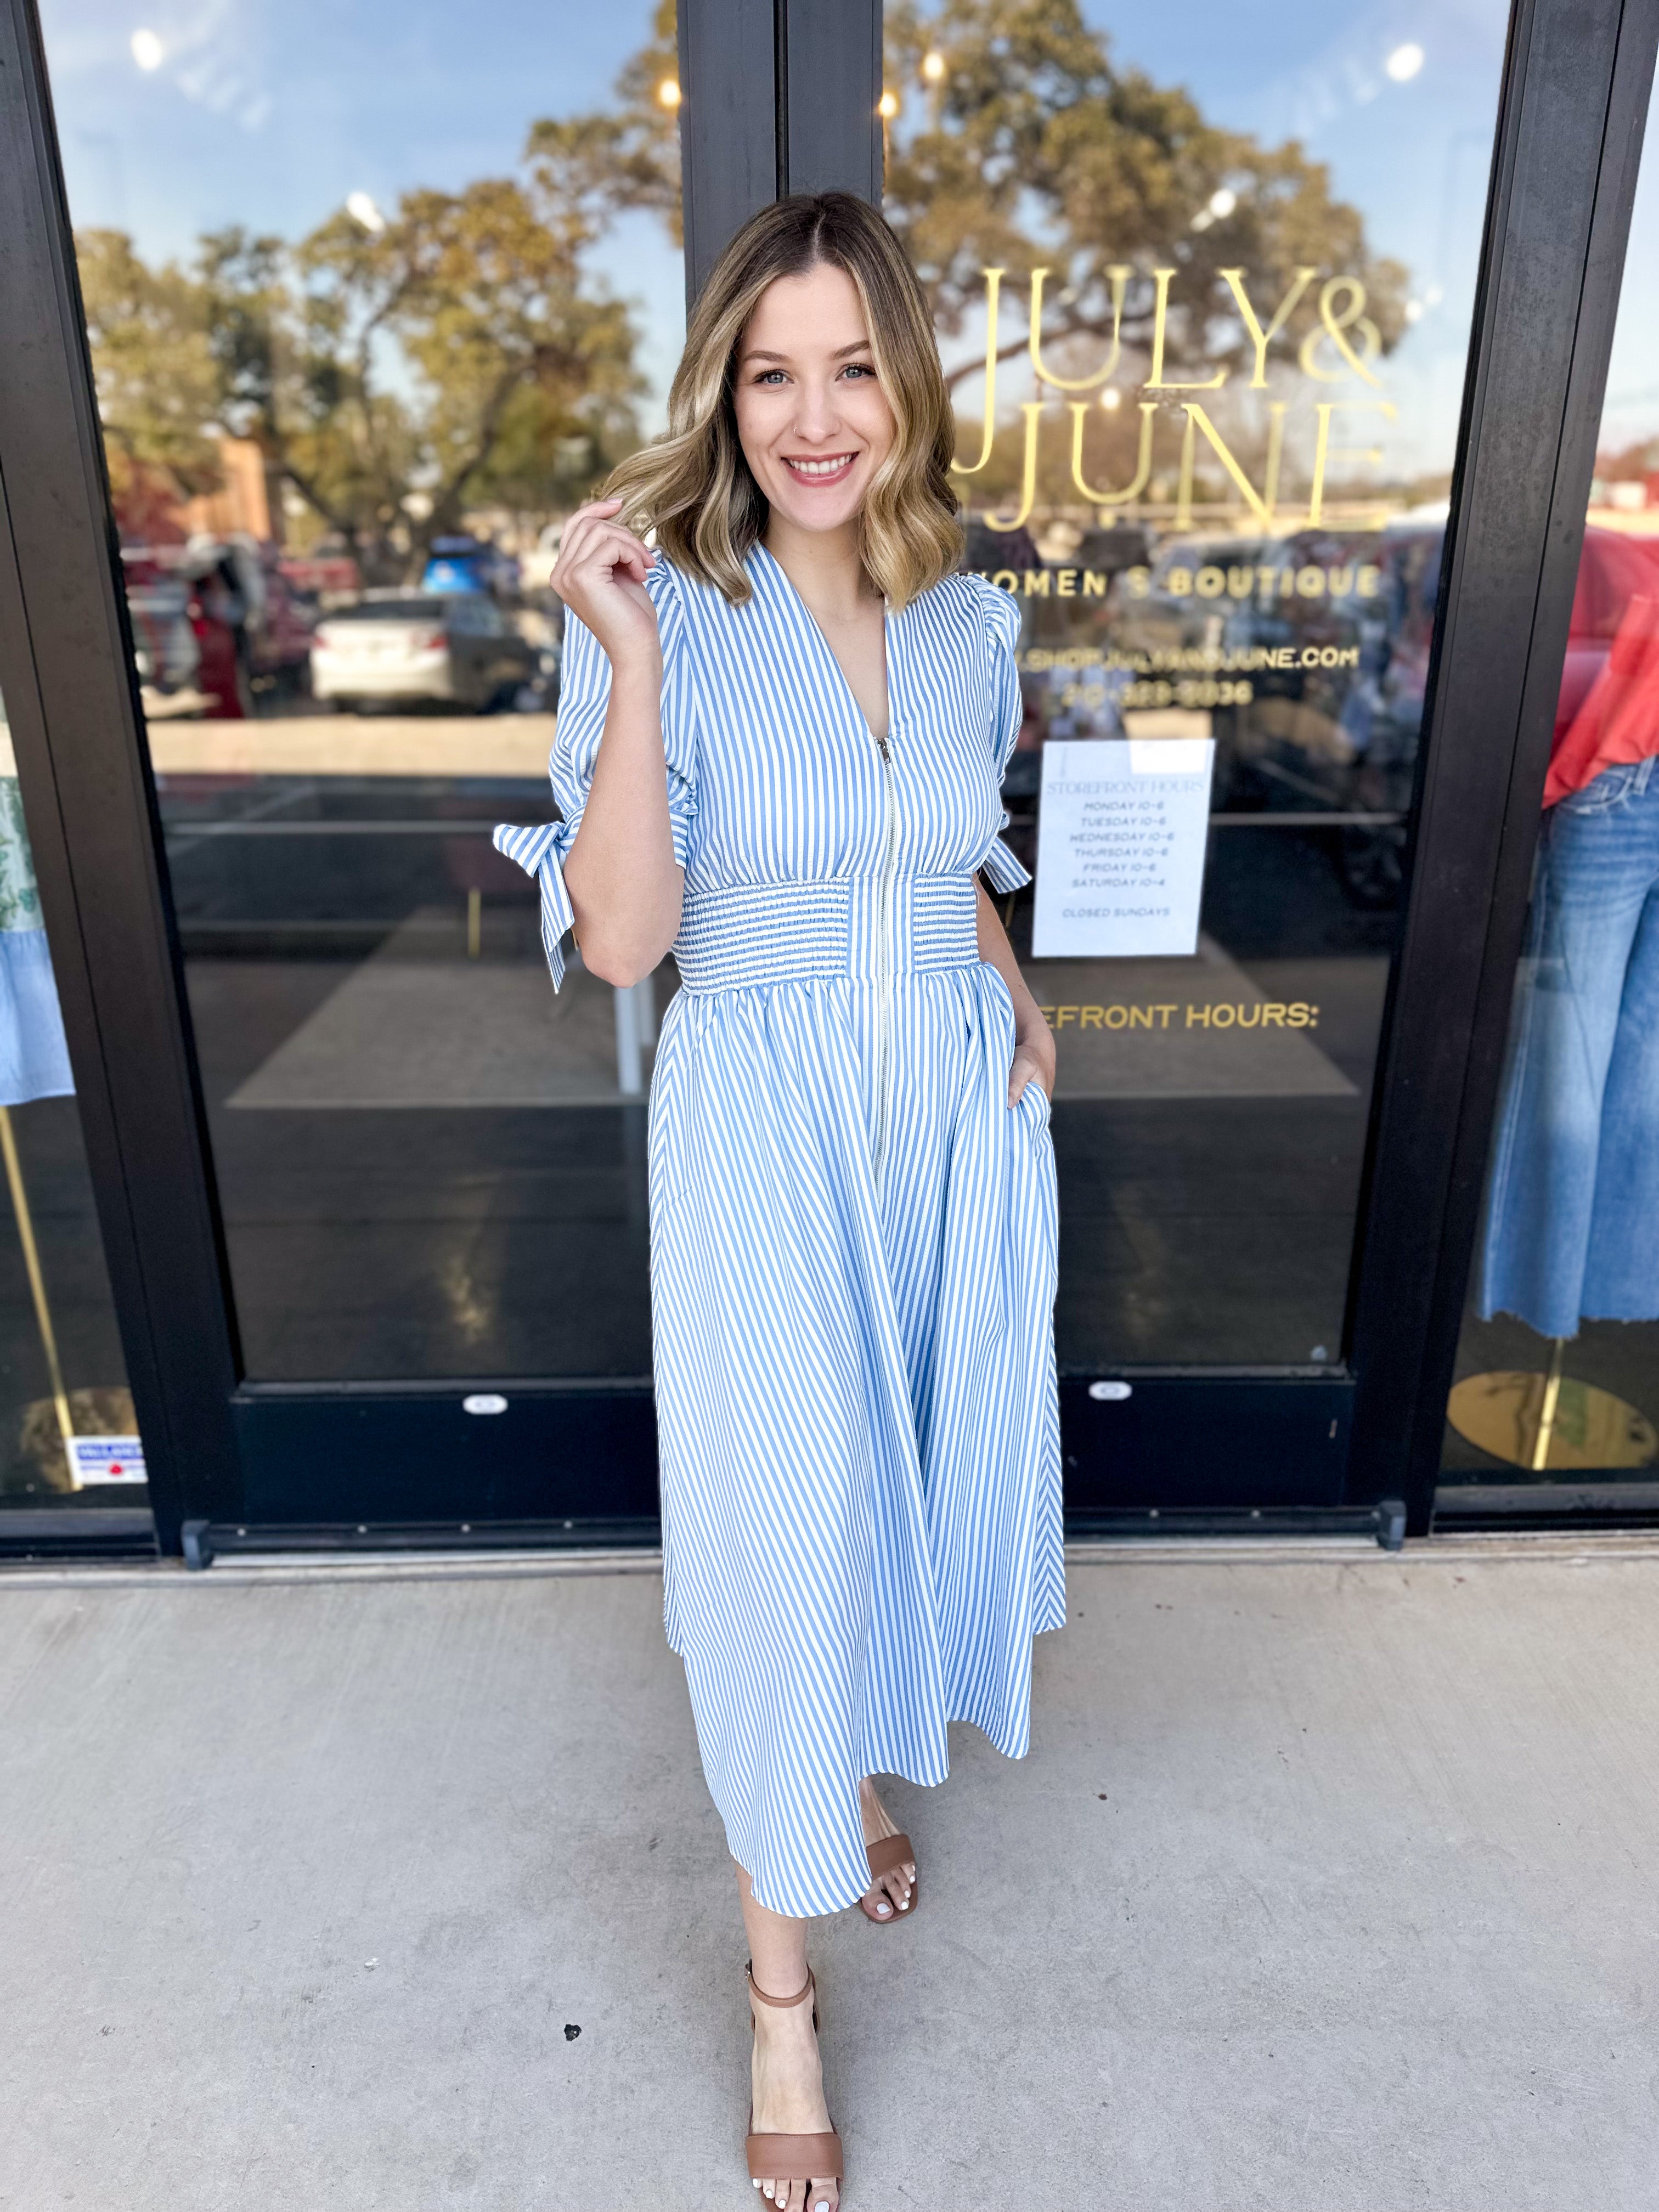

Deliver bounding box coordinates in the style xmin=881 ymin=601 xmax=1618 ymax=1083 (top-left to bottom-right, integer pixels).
xmin=497 ymin=545 xmax=1063 ymax=1916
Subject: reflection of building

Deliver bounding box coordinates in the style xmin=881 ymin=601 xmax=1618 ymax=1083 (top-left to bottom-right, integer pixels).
xmin=178 ymin=438 xmax=279 ymax=545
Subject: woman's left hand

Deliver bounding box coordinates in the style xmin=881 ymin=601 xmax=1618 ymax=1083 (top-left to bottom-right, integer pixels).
xmin=1008 ymin=1027 xmax=1056 ymax=1108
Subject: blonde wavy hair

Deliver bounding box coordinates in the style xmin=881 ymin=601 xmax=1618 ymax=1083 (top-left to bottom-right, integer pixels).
xmin=604 ymin=192 xmax=962 ymax=610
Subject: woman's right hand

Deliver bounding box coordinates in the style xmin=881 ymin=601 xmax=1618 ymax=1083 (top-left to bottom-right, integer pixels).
xmin=551 ymin=497 xmax=662 ymax=673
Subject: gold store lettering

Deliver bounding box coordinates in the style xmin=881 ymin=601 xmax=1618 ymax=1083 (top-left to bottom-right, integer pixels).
xmin=1017 ymin=642 xmax=1364 ymax=673
xmin=1184 ymin=1003 xmax=1318 ymax=1029
xmin=1010 ymin=567 xmax=1111 ymax=597
xmin=1120 ymin=565 xmax=1380 ymax=601
xmin=953 ymin=264 xmax=1399 ymax=531
xmin=985 ymin=567 xmax=1376 ymax=607
xmin=1039 ymin=1003 xmax=1321 ymax=1031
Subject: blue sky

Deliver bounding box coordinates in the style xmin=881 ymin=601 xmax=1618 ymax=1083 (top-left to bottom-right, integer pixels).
xmin=1080 ymin=2 xmax=1509 ymax=479
xmin=42 ymin=0 xmax=653 ymax=235
xmin=1599 ymin=145 xmax=1659 ymax=459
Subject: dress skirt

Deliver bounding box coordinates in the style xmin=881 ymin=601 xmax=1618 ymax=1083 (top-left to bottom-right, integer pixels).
xmin=651 ymin=877 xmax=1062 ymax=1914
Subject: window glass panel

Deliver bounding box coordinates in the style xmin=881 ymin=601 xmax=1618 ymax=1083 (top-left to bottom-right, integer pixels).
xmin=1443 ymin=88 xmax=1659 ymax=1489
xmin=0 ymin=684 xmax=139 ymax=1511
xmin=887 ymin=1 xmax=1510 ymax=1366
xmin=41 ymin=0 xmax=684 ymax=1379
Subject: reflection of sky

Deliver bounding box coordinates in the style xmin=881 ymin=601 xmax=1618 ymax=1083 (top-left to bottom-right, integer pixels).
xmin=1088 ymin=0 xmax=1505 ymax=286
xmin=1600 ymin=144 xmax=1659 ymax=461
xmin=1075 ymin=1 xmax=1513 ymax=479
xmin=38 ymin=0 xmax=686 ymax=422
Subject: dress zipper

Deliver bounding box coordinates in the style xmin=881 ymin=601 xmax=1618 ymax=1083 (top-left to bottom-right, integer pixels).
xmin=871 ymin=724 xmax=898 ymax=1190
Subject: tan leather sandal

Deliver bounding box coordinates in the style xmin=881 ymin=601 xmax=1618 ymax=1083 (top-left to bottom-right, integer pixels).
xmin=857 ymin=1833 xmax=918 ymax=1924
xmin=746 ymin=1966 xmax=844 ymax=2199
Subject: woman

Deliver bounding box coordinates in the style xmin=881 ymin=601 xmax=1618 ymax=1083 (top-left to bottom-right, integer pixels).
xmin=496 ymin=191 xmax=1061 ymax=2209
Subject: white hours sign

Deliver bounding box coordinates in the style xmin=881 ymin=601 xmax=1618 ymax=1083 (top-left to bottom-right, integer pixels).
xmin=1031 ymin=738 xmax=1217 ymax=960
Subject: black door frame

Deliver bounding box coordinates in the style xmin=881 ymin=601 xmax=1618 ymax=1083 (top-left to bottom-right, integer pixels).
xmin=1401 ymin=0 xmax=1659 ymax=1530
xmin=0 ymin=0 xmax=1650 ymax=1556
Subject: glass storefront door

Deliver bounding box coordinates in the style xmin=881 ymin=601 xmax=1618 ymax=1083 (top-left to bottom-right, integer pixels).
xmin=1441 ymin=54 xmax=1659 ymax=1511
xmin=886 ymin=3 xmax=1509 ymax=1384
xmin=39 ymin=0 xmax=685 ymax=1390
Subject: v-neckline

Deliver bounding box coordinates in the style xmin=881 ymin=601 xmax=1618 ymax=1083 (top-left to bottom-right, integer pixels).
xmin=755 ymin=542 xmax=893 ymax=749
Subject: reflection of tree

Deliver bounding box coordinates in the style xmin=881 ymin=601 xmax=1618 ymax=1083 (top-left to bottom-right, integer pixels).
xmin=78 ymin=25 xmax=670 ymax=575
xmin=194 ymin=224 xmax=417 ymax=563
xmin=883 ymin=0 xmax=1407 ymax=391
xmin=526 ymin=0 xmax=682 ymax=246
xmin=294 ymin=182 xmax=642 ymax=563
xmin=78 ymin=230 xmax=224 ymax=518
xmin=1599 ymin=435 xmax=1659 ymax=486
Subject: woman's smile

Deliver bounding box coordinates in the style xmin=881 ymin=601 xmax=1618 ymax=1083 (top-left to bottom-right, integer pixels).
xmin=782 ymin=452 xmax=859 ymax=484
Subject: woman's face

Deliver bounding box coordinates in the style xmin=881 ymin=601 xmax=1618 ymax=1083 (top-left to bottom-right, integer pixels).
xmin=733 ymin=262 xmax=897 ymax=537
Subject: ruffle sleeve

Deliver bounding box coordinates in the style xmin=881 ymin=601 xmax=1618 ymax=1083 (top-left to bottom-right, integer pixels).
xmin=493 ymin=559 xmax=697 ymax=990
xmin=973 ymin=577 xmax=1031 ymax=893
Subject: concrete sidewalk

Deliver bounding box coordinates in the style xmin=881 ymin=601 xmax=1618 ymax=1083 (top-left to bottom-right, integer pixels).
xmin=1 ymin=1537 xmax=1654 ymax=2211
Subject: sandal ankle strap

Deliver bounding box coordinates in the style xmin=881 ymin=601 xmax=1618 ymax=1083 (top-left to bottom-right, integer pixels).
xmin=746 ymin=1962 xmax=816 ymax=2009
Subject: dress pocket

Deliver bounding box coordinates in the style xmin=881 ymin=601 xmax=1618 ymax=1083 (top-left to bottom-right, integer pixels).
xmin=1016 ymin=1076 xmax=1052 ymax=1135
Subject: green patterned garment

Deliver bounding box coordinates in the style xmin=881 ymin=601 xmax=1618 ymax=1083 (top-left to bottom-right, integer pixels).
xmin=0 ymin=778 xmax=43 ymax=936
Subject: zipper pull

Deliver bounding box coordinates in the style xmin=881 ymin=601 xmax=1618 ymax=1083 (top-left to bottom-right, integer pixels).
xmin=876 ymin=730 xmax=892 ymax=765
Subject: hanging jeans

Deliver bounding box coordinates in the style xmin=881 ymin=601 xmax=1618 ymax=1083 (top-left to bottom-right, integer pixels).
xmin=1478 ymin=755 xmax=1659 ymax=1339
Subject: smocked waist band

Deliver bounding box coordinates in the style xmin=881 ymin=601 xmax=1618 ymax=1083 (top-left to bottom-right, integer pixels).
xmin=674 ymin=873 xmax=979 ymax=994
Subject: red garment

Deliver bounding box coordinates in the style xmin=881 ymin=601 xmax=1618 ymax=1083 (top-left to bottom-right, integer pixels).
xmin=1547 ymin=551 xmax=1659 ymax=806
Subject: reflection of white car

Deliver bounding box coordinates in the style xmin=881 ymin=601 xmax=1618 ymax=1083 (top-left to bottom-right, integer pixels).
xmin=125 ymin=580 xmax=211 ymax=720
xmin=521 ymin=521 xmax=563 ymax=594
xmin=312 ymin=592 xmax=539 ymax=711
xmin=127 ymin=583 xmax=201 ymax=693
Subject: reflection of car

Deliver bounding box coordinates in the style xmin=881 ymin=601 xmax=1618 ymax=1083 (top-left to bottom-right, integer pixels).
xmin=247 ymin=554 xmax=316 ymax=699
xmin=419 ymin=535 xmax=521 ymax=597
xmin=1098 ymin=526 xmax=1409 ymax=905
xmin=1223 ymin=524 xmax=1425 ymax=907
xmin=278 ymin=549 xmax=362 ymax=599
xmin=1109 ymin=534 xmax=1271 ymax=663
xmin=522 ymin=521 xmax=563 ymax=594
xmin=123 ymin=573 xmax=200 ymax=701
xmin=312 ymin=592 xmax=539 ymax=711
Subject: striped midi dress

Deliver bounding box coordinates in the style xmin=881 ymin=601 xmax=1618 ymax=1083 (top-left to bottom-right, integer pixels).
xmin=497 ymin=545 xmax=1063 ymax=1916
